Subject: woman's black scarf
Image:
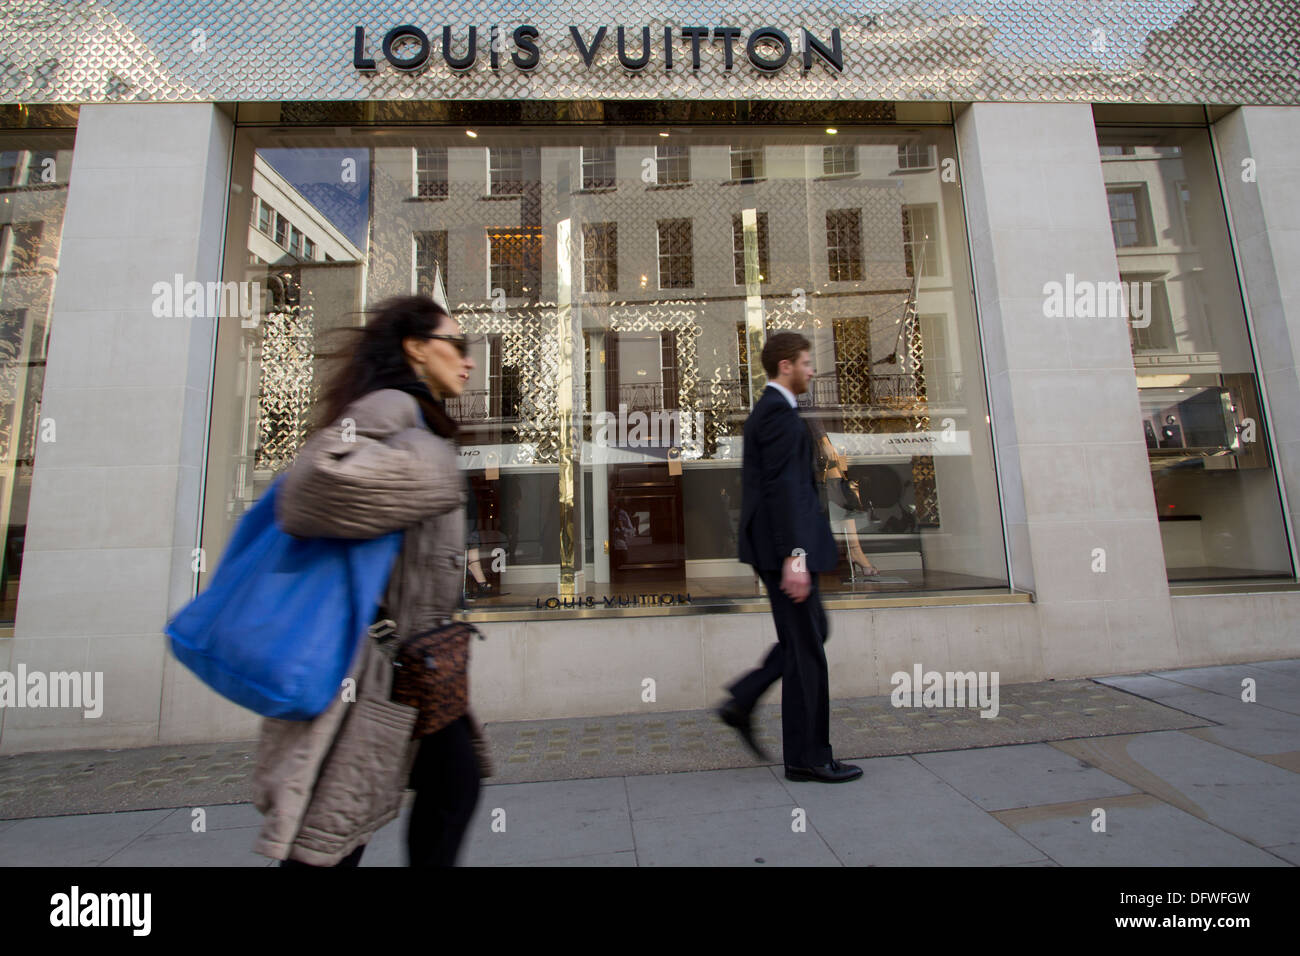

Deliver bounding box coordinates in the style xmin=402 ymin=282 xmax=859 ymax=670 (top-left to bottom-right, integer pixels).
xmin=371 ymin=370 xmax=458 ymax=439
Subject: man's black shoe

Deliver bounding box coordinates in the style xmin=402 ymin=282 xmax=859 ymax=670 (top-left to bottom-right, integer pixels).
xmin=716 ymin=699 xmax=771 ymax=762
xmin=784 ymin=759 xmax=863 ymax=783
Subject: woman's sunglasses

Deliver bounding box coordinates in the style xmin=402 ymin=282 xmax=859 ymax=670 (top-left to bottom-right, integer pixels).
xmin=425 ymin=333 xmax=470 ymax=357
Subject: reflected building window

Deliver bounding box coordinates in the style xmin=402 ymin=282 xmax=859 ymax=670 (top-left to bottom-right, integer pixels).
xmin=582 ymin=222 xmax=617 ymax=293
xmin=415 ymin=147 xmax=448 ymax=198
xmin=414 ymin=230 xmax=448 ymax=297
xmin=1107 ymin=186 xmax=1154 ymax=248
xmin=656 ymin=218 xmax=693 ymax=288
xmin=654 ymin=145 xmax=689 ymax=185
xmin=897 ymin=143 xmax=935 ymax=169
xmin=1 ymin=222 xmax=44 ymax=273
xmin=826 ymin=208 xmax=862 ymax=282
xmin=731 ymin=212 xmax=769 ymax=285
xmin=729 ymin=145 xmax=764 ymax=182
xmin=902 ymin=204 xmax=940 ymax=278
xmin=488 ymin=147 xmax=524 ymax=196
xmin=823 ymin=145 xmax=857 ymax=175
xmin=581 ymin=146 xmax=616 ymax=190
xmin=488 ymin=226 xmax=542 ymax=298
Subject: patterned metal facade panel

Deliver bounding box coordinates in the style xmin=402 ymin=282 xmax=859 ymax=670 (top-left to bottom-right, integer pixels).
xmin=0 ymin=0 xmax=1298 ymax=106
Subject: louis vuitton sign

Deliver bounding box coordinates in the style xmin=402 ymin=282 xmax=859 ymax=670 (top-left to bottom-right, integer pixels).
xmin=353 ymin=24 xmax=844 ymax=75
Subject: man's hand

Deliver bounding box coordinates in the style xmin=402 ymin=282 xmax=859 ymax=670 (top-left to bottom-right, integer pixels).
xmin=781 ymin=555 xmax=811 ymax=603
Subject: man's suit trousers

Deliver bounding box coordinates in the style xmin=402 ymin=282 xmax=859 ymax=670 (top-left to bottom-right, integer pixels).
xmin=727 ymin=568 xmax=833 ymax=768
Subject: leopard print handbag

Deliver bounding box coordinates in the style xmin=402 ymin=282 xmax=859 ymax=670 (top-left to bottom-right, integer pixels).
xmin=371 ymin=616 xmax=485 ymax=739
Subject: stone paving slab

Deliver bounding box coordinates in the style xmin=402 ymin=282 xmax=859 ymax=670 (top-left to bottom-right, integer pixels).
xmin=776 ymin=755 xmax=1053 ymax=867
xmin=991 ymin=793 xmax=1291 ymax=867
xmin=0 ymin=809 xmax=172 ymax=866
xmin=1147 ymin=664 xmax=1300 ymax=716
xmin=1053 ymin=731 xmax=1300 ymax=848
xmin=459 ymin=776 xmax=634 ymax=867
xmin=0 ymin=677 xmax=1207 ymax=820
xmin=913 ymin=742 xmax=1138 ymax=811
xmin=631 ymin=803 xmax=843 ymax=867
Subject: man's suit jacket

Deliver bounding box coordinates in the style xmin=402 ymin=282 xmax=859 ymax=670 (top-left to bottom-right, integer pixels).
xmin=738 ymin=385 xmax=839 ymax=573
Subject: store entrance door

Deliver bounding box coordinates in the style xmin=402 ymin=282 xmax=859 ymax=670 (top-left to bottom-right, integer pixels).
xmin=609 ymin=464 xmax=685 ymax=584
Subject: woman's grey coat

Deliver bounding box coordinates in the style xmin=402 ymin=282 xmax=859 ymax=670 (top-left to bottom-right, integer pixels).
xmin=251 ymin=387 xmax=467 ymax=865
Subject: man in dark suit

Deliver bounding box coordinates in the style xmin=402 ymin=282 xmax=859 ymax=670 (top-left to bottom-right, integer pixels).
xmin=718 ymin=332 xmax=863 ymax=783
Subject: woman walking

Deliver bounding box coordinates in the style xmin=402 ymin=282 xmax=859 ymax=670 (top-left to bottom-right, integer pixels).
xmin=252 ymin=293 xmax=486 ymax=867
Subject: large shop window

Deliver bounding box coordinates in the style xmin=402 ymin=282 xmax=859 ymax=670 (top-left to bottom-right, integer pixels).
xmin=202 ymin=127 xmax=1007 ymax=613
xmin=1096 ymin=125 xmax=1292 ymax=582
xmin=0 ymin=130 xmax=73 ymax=625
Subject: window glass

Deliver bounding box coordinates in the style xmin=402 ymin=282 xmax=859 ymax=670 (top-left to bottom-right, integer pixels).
xmin=1096 ymin=126 xmax=1292 ymax=581
xmin=729 ymin=145 xmax=764 ymax=182
xmin=823 ymin=145 xmax=857 ymax=175
xmin=203 ymin=127 xmax=1007 ymax=612
xmin=0 ymin=132 xmax=74 ymax=624
xmin=581 ymin=147 xmax=616 ymax=190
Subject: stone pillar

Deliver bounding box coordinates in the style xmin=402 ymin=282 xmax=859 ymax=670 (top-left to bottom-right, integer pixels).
xmin=3 ymin=104 xmax=234 ymax=752
xmin=955 ymin=103 xmax=1178 ymax=677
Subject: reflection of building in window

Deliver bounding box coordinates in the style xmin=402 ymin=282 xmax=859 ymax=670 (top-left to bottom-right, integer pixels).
xmin=1176 ymin=181 xmax=1195 ymax=246
xmin=917 ymin=314 xmax=949 ymax=402
xmin=1107 ymin=185 xmax=1154 ymax=247
xmin=274 ymin=212 xmax=289 ymax=247
xmin=1126 ymin=279 xmax=1175 ymax=352
xmin=902 ymin=204 xmax=940 ymax=278
xmin=582 ymin=222 xmax=618 ymax=292
xmin=731 ymin=212 xmax=769 ymax=285
xmin=581 ymin=146 xmax=616 ymax=189
xmin=487 ymin=226 xmax=542 ymax=297
xmin=826 ymin=208 xmax=862 ymax=281
xmin=897 ymin=143 xmax=935 ymax=169
xmin=415 ymin=147 xmax=448 ymax=198
xmin=729 ymin=146 xmax=764 ymax=182
xmin=288 ymin=225 xmax=303 ymax=257
xmin=302 ymin=237 xmax=316 ymax=260
xmin=1 ymin=222 xmax=44 ymax=272
xmin=823 ymin=145 xmax=857 ymax=175
xmin=414 ymin=230 xmax=448 ymax=297
xmin=656 ymin=218 xmax=693 ymax=288
xmin=654 ymin=145 xmax=689 ymax=185
xmin=0 ymin=150 xmax=57 ymax=186
xmin=255 ymin=199 xmax=272 ymax=235
xmin=488 ymin=147 xmax=524 ymax=196
xmin=832 ymin=316 xmax=871 ymax=409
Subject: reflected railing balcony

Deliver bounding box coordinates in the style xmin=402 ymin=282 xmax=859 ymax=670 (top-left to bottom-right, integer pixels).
xmin=446 ymin=388 xmax=491 ymax=421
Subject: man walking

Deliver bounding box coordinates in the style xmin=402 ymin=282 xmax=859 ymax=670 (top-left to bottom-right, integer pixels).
xmin=718 ymin=332 xmax=863 ymax=783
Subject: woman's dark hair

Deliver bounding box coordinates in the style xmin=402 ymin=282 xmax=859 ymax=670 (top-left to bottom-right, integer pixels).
xmin=310 ymin=294 xmax=456 ymax=437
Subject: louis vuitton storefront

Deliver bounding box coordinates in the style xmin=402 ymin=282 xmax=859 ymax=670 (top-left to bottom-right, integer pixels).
xmin=2 ymin=1 xmax=1300 ymax=750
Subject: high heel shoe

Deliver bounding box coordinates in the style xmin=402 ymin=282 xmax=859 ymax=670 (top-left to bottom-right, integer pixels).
xmin=466 ymin=578 xmax=497 ymax=599
xmin=851 ymin=555 xmax=880 ymax=576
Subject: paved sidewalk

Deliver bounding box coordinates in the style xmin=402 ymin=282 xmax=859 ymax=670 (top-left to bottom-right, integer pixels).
xmin=2 ymin=660 xmax=1298 ymax=866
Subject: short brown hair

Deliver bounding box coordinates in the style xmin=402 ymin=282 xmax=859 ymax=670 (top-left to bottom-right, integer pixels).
xmin=761 ymin=331 xmax=811 ymax=378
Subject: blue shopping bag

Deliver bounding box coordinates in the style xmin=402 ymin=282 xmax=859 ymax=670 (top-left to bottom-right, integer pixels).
xmin=165 ymin=475 xmax=403 ymax=720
